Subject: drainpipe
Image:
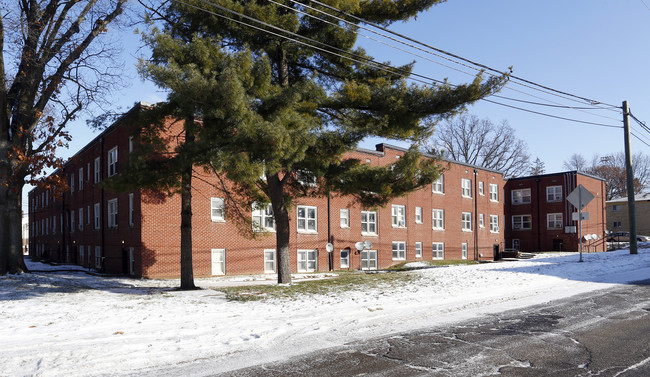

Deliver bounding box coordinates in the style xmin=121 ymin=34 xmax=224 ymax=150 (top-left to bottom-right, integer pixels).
xmin=536 ymin=178 xmax=541 ymax=252
xmin=327 ymin=191 xmax=332 ymax=271
xmin=100 ymin=137 xmax=105 ymax=266
xmin=474 ymin=169 xmax=479 ymax=260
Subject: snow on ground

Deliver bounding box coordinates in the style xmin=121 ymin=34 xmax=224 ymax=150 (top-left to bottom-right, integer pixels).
xmin=3 ymin=248 xmax=650 ymax=377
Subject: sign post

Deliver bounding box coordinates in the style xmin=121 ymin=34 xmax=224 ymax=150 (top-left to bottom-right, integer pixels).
xmin=566 ymin=185 xmax=595 ymax=262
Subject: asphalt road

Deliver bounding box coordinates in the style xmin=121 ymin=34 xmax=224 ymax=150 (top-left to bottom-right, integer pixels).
xmin=220 ymin=279 xmax=650 ymax=377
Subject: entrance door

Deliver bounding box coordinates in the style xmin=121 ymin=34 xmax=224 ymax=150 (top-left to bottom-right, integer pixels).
xmin=553 ymin=239 xmax=563 ymax=251
xmin=361 ymin=250 xmax=377 ymax=270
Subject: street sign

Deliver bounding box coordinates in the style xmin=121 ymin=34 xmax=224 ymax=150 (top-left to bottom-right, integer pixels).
xmin=566 ymin=185 xmax=595 ymax=210
xmin=572 ymin=212 xmax=590 ymax=221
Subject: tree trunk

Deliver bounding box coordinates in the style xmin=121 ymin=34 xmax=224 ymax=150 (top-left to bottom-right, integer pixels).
xmin=0 ymin=181 xmax=28 ymax=275
xmin=268 ymin=173 xmax=291 ymax=284
xmin=179 ymin=117 xmax=196 ymax=290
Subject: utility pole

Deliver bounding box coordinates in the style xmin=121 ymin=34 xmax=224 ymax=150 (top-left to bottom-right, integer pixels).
xmin=622 ymin=101 xmax=638 ymax=255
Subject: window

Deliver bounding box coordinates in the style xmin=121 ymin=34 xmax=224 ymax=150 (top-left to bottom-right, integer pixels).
xmin=340 ymin=249 xmax=350 ymax=268
xmin=613 ymin=221 xmax=622 ymax=228
xmin=70 ymin=173 xmax=75 ymax=194
xmin=297 ymin=205 xmax=317 ymax=233
xmin=546 ymin=186 xmax=562 ymax=202
xmin=462 ymin=212 xmax=472 ymax=231
xmin=107 ymin=146 xmax=118 ymax=177
xmin=478 ymin=181 xmax=484 ymax=196
xmin=78 ymin=167 xmax=83 ymax=191
xmin=264 ymin=250 xmax=276 ymax=273
xmin=461 ymin=178 xmax=472 ymax=198
xmin=78 ymin=208 xmax=83 ymax=231
xmin=512 ymin=239 xmax=520 ymax=250
xmin=210 ymin=197 xmax=225 ymax=222
xmin=296 ymin=170 xmax=317 ymax=187
xmin=490 ymin=215 xmax=500 ymax=233
xmin=340 ymin=209 xmax=349 ymax=228
xmin=547 ymin=213 xmax=563 ymax=229
xmin=415 ymin=207 xmax=423 ymax=224
xmin=95 ymin=246 xmax=102 ymax=268
xmin=511 ymin=188 xmax=531 ymax=204
xmin=70 ymin=210 xmax=75 ymax=232
xmin=129 ymin=247 xmax=135 ymax=276
xmin=489 ymin=184 xmax=499 ymax=202
xmin=462 ymin=243 xmax=468 ymax=259
xmin=45 ymin=218 xmax=49 ymax=235
xmin=432 ymin=209 xmax=444 ymax=230
xmin=415 ymin=242 xmax=422 ymax=258
xmin=392 ymin=241 xmax=406 ymax=260
xmin=432 ymin=174 xmax=444 ymax=194
xmin=211 ymin=249 xmax=226 ymax=275
xmin=361 ymin=211 xmax=377 ymax=235
xmin=94 ymin=157 xmax=100 ymax=183
xmin=252 ymin=203 xmax=275 ymax=231
xmin=512 ymin=215 xmax=532 ymax=230
xmin=129 ymin=135 xmax=134 ymax=153
xmin=391 ymin=205 xmax=406 ymax=228
xmin=79 ymin=246 xmax=84 ymax=265
xmin=612 ymin=205 xmax=621 ymax=212
xmin=129 ymin=193 xmax=135 ymax=226
xmin=479 ymin=214 xmax=485 ymax=228
xmin=52 ymin=216 xmax=56 ymax=234
xmin=361 ymin=249 xmax=377 ymax=270
xmin=87 ymin=162 xmax=90 ymax=181
xmin=107 ymin=198 xmax=118 ymax=228
xmin=297 ymin=249 xmax=317 ymax=272
xmin=94 ymin=203 xmax=100 ymax=229
xmin=87 ymin=205 xmax=90 ymax=225
xmin=432 ymin=242 xmax=444 ymax=260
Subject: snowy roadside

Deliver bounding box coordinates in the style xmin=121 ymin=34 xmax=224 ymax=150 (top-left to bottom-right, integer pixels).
xmin=2 ymin=248 xmax=650 ymax=377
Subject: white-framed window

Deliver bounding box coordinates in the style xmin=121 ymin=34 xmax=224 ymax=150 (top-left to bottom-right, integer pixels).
xmin=547 ymin=213 xmax=563 ymax=229
xmin=490 ymin=215 xmax=500 ymax=233
xmin=391 ymin=205 xmax=406 ymax=228
xmin=79 ymin=245 xmax=84 ymax=265
xmin=95 ymin=246 xmax=102 ymax=268
xmin=432 ymin=242 xmax=444 ymax=260
xmin=479 ymin=213 xmax=485 ymax=228
xmin=78 ymin=208 xmax=83 ymax=231
xmin=252 ymin=203 xmax=275 ymax=232
xmin=461 ymin=178 xmax=472 ymax=198
xmin=70 ymin=173 xmax=75 ymax=194
xmin=432 ymin=174 xmax=444 ymax=194
xmin=297 ymin=249 xmax=317 ymax=272
xmin=107 ymin=198 xmax=118 ymax=228
xmin=511 ymin=188 xmax=531 ymax=204
xmin=361 ymin=211 xmax=377 ymax=235
xmin=45 ymin=218 xmax=49 ymax=235
xmin=94 ymin=203 xmax=100 ymax=229
xmin=512 ymin=239 xmax=520 ymax=250
xmin=128 ymin=193 xmax=135 ymax=226
xmin=415 ymin=207 xmax=423 ymax=224
xmin=107 ymin=146 xmax=118 ymax=177
xmin=612 ymin=205 xmax=621 ymax=212
xmin=70 ymin=210 xmax=75 ymax=232
xmin=340 ymin=249 xmax=350 ymax=268
xmin=489 ymin=184 xmax=499 ymax=202
xmin=264 ymin=249 xmax=276 ymax=273
xmin=546 ymin=186 xmax=562 ymax=202
xmin=478 ymin=181 xmax=484 ymax=196
xmin=340 ymin=209 xmax=349 ymax=228
xmin=211 ymin=249 xmax=226 ymax=275
xmin=415 ymin=242 xmax=422 ymax=258
xmin=297 ymin=205 xmax=317 ymax=233
xmin=432 ymin=209 xmax=444 ymax=230
xmin=462 ymin=212 xmax=472 ymax=232
xmin=361 ymin=249 xmax=377 ymax=270
xmin=94 ymin=157 xmax=101 ymax=183
xmin=392 ymin=241 xmax=406 ymax=260
xmin=512 ymin=215 xmax=532 ymax=230
xmin=78 ymin=167 xmax=83 ymax=191
xmin=210 ymin=197 xmax=225 ymax=222
xmin=462 ymin=243 xmax=468 ymax=259
xmin=613 ymin=221 xmax=622 ymax=228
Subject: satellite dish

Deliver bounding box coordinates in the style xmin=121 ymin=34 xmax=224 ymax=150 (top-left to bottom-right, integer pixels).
xmin=364 ymin=240 xmax=372 ymax=249
xmin=354 ymin=242 xmax=365 ymax=252
xmin=325 ymin=243 xmax=334 ymax=252
xmin=592 ymin=234 xmax=598 ymax=240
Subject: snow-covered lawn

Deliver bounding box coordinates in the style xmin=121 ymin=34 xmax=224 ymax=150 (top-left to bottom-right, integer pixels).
xmin=3 ymin=248 xmax=650 ymax=377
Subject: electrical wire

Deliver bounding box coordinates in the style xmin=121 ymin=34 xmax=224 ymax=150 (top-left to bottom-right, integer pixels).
xmin=632 ymin=131 xmax=650 ymax=148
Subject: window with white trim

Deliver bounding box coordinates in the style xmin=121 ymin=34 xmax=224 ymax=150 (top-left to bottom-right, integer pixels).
xmin=107 ymin=146 xmax=118 ymax=177
xmin=415 ymin=207 xmax=423 ymax=224
xmin=70 ymin=173 xmax=75 ymax=194
xmin=45 ymin=218 xmax=49 ymax=235
xmin=107 ymin=198 xmax=118 ymax=228
xmin=94 ymin=203 xmax=100 ymax=229
xmin=361 ymin=211 xmax=377 ymax=235
xmin=511 ymin=188 xmax=531 ymax=204
xmin=391 ymin=205 xmax=406 ymax=228
xmin=415 ymin=242 xmax=422 ymax=258
xmin=462 ymin=243 xmax=468 ymax=259
xmin=512 ymin=215 xmax=532 ymax=230
xmin=297 ymin=205 xmax=317 ymax=233
xmin=340 ymin=209 xmax=349 ymax=228
xmin=432 ymin=242 xmax=444 ymax=260
xmin=95 ymin=246 xmax=102 ymax=268
xmin=211 ymin=249 xmax=226 ymax=275
xmin=78 ymin=208 xmax=83 ymax=231
xmin=392 ymin=241 xmax=406 ymax=260
xmin=432 ymin=209 xmax=444 ymax=230
xmin=79 ymin=245 xmax=84 ymax=265
xmin=462 ymin=212 xmax=472 ymax=231
xmin=264 ymin=249 xmax=276 ymax=273
xmin=297 ymin=249 xmax=317 ymax=272
xmin=78 ymin=167 xmax=83 ymax=191
xmin=479 ymin=213 xmax=485 ymax=228
xmin=361 ymin=249 xmax=377 ymax=270
xmin=489 ymin=184 xmax=499 ymax=202
xmin=546 ymin=186 xmax=562 ymax=202
xmin=490 ymin=215 xmax=500 ymax=233
xmin=461 ymin=178 xmax=472 ymax=198
xmin=129 ymin=193 xmax=135 ymax=226
xmin=252 ymin=203 xmax=275 ymax=231
xmin=432 ymin=174 xmax=444 ymax=194
xmin=210 ymin=197 xmax=225 ymax=222
xmin=70 ymin=210 xmax=75 ymax=232
xmin=547 ymin=213 xmax=563 ymax=229
xmin=340 ymin=249 xmax=350 ymax=268
xmin=94 ymin=157 xmax=100 ymax=183
xmin=478 ymin=181 xmax=484 ymax=196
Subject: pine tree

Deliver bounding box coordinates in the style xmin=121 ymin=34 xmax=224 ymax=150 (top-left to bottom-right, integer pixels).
xmin=529 ymin=157 xmax=546 ymax=176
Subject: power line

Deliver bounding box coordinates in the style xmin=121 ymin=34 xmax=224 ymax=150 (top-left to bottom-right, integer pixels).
xmin=631 ymin=131 xmax=650 ymax=148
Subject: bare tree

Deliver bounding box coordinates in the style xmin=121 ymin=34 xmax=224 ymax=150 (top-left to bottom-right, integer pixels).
xmin=0 ymin=0 xmax=129 ymax=275
xmin=426 ymin=114 xmax=530 ymax=178
xmin=563 ymin=153 xmax=588 ymax=172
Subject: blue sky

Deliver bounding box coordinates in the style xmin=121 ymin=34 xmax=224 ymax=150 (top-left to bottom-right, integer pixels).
xmin=60 ymin=0 xmax=650 ymax=177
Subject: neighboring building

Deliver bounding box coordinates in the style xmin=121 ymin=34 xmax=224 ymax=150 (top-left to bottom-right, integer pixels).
xmin=504 ymin=172 xmax=607 ymax=253
xmin=28 ymin=103 xmax=506 ymax=278
xmin=606 ymin=193 xmax=650 ymax=236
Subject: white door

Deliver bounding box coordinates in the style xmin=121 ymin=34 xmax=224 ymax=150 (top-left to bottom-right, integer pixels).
xmin=211 ymin=249 xmax=225 ymax=275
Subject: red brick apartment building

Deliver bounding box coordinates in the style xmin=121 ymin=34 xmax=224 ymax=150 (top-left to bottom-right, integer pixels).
xmin=504 ymin=172 xmax=607 ymax=253
xmin=28 ymin=104 xmax=507 ymax=278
